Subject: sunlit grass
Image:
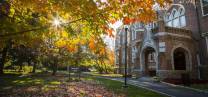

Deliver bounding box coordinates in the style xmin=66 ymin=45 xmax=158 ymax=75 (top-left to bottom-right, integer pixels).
xmin=0 ymin=71 xmax=62 ymax=92
xmin=84 ymin=76 xmax=169 ymax=97
xmin=0 ymin=71 xmax=168 ymax=97
xmin=49 ymin=81 xmax=61 ymax=85
xmin=90 ymin=72 xmax=123 ymax=78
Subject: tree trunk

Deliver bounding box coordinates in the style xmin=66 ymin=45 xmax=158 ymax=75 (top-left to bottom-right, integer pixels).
xmin=101 ymin=60 xmax=108 ymax=74
xmin=96 ymin=60 xmax=103 ymax=74
xmin=0 ymin=45 xmax=10 ymax=75
xmin=19 ymin=63 xmax=23 ymax=72
xmin=52 ymin=64 xmax=57 ymax=76
xmin=32 ymin=62 xmax=36 ymax=73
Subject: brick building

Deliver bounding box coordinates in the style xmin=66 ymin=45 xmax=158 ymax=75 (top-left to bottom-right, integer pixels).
xmin=115 ymin=0 xmax=208 ymax=79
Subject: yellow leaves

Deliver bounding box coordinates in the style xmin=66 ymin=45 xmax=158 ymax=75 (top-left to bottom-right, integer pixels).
xmin=81 ymin=31 xmax=87 ymax=37
xmin=100 ymin=48 xmax=106 ymax=55
xmin=8 ymin=8 xmax=15 ymax=17
xmin=5 ymin=0 xmax=172 ymax=58
xmin=80 ymin=39 xmax=87 ymax=45
xmin=60 ymin=31 xmax=68 ymax=38
xmin=66 ymin=45 xmax=77 ymax=52
xmin=55 ymin=39 xmax=66 ymax=48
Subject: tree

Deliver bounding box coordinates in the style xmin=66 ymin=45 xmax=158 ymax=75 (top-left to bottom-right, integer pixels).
xmin=0 ymin=0 xmax=171 ymax=74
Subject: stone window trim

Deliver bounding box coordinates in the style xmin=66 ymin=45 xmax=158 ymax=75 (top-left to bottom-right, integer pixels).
xmin=200 ymin=0 xmax=208 ymax=16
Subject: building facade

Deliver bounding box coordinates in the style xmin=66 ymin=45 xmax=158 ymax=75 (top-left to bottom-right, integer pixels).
xmin=115 ymin=0 xmax=208 ymax=79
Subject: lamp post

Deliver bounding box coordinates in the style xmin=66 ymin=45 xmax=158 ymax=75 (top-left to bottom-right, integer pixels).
xmin=123 ymin=25 xmax=128 ymax=88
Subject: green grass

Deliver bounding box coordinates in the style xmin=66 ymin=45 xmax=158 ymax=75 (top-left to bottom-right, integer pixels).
xmin=0 ymin=71 xmax=62 ymax=92
xmin=89 ymin=72 xmax=123 ymax=78
xmin=190 ymin=84 xmax=208 ymax=91
xmin=0 ymin=71 xmax=169 ymax=97
xmin=89 ymin=77 xmax=169 ymax=97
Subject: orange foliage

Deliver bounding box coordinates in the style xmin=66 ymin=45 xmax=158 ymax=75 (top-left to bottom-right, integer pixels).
xmin=89 ymin=37 xmax=95 ymax=50
xmin=123 ymin=17 xmax=131 ymax=25
xmin=106 ymin=28 xmax=114 ymax=37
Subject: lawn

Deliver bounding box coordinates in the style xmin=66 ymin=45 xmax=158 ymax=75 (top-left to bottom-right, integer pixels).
xmin=190 ymin=84 xmax=208 ymax=92
xmin=89 ymin=72 xmax=123 ymax=78
xmin=91 ymin=77 xmax=168 ymax=97
xmin=0 ymin=71 xmax=168 ymax=97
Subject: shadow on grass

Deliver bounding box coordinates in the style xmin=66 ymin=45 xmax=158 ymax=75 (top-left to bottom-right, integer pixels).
xmin=0 ymin=72 xmax=169 ymax=97
xmin=0 ymin=71 xmax=63 ymax=92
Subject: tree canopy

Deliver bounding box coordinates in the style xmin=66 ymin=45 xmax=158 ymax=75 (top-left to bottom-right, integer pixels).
xmin=0 ymin=0 xmax=171 ymax=74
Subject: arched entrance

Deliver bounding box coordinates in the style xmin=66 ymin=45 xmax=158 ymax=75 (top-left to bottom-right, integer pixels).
xmin=173 ymin=47 xmax=189 ymax=70
xmin=144 ymin=47 xmax=157 ymax=76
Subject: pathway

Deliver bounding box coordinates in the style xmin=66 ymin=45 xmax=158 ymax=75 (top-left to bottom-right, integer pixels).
xmin=102 ymin=77 xmax=208 ymax=97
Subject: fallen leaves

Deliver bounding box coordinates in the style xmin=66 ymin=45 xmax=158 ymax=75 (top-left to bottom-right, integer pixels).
xmin=1 ymin=80 xmax=125 ymax=97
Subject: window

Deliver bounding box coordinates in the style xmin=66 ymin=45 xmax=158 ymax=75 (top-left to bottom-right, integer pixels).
xmin=131 ymin=48 xmax=135 ymax=63
xmin=122 ymin=29 xmax=125 ymax=45
xmin=165 ymin=8 xmax=186 ymax=28
xmin=131 ymin=29 xmax=134 ymax=40
xmin=131 ymin=24 xmax=139 ymax=40
xmin=122 ymin=49 xmax=125 ymax=64
xmin=206 ymin=37 xmax=208 ymax=54
xmin=131 ymin=30 xmax=136 ymax=40
xmin=116 ymin=51 xmax=119 ymax=64
xmin=131 ymin=46 xmax=137 ymax=63
xmin=172 ymin=10 xmax=180 ymax=27
xmin=127 ymin=30 xmax=130 ymax=44
xmin=179 ymin=8 xmax=186 ymax=27
xmin=201 ymin=0 xmax=208 ymax=16
xmin=173 ymin=18 xmax=179 ymax=27
xmin=148 ymin=52 xmax=155 ymax=62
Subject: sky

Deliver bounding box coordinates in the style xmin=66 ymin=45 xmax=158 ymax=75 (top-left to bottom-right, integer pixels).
xmin=103 ymin=21 xmax=122 ymax=50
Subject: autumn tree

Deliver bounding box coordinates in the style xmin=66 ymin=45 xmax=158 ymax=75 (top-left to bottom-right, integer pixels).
xmin=0 ymin=0 xmax=171 ymax=74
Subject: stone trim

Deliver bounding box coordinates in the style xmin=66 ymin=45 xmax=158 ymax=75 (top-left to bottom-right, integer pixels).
xmin=154 ymin=32 xmax=192 ymax=39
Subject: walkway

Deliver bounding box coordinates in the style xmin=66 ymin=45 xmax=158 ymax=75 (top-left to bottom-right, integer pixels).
xmin=102 ymin=77 xmax=208 ymax=97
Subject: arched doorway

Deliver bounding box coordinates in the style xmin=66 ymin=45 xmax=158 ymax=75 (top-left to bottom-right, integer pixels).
xmin=144 ymin=47 xmax=156 ymax=76
xmin=173 ymin=48 xmax=188 ymax=70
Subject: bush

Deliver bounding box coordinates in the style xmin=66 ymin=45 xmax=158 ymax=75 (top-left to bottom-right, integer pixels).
xmin=152 ymin=76 xmax=161 ymax=82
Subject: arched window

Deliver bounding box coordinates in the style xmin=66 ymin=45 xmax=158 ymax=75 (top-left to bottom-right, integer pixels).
xmin=179 ymin=8 xmax=186 ymax=27
xmin=172 ymin=10 xmax=180 ymax=27
xmin=165 ymin=7 xmax=186 ymax=28
xmin=166 ymin=14 xmax=172 ymax=27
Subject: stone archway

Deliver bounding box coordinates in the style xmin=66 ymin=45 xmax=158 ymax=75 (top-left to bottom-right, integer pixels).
xmin=172 ymin=47 xmax=191 ymax=71
xmin=141 ymin=47 xmax=158 ymax=77
xmin=174 ymin=48 xmax=186 ymax=70
xmin=144 ymin=47 xmax=157 ymax=76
